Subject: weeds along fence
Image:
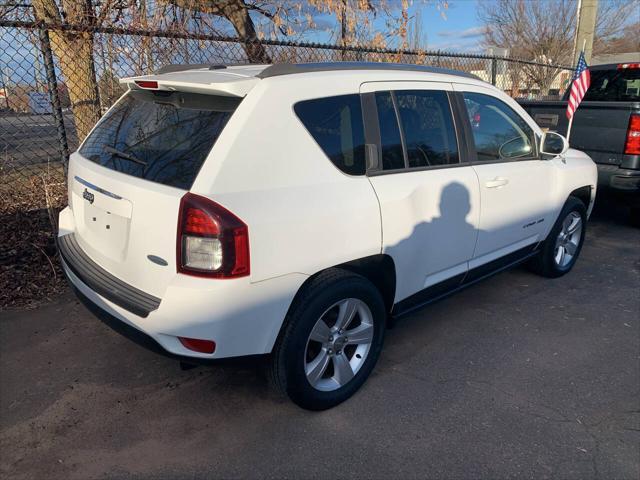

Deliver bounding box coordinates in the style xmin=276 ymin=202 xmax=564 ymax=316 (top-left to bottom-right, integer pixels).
xmin=1 ymin=20 xmax=576 ymax=194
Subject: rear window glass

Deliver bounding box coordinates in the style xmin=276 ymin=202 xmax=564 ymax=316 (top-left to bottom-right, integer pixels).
xmin=580 ymin=68 xmax=640 ymax=102
xmin=294 ymin=94 xmax=366 ymax=175
xmin=79 ymin=90 xmax=240 ymax=189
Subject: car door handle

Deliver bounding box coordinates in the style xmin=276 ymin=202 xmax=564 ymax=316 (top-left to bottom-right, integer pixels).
xmin=485 ymin=177 xmax=509 ymax=189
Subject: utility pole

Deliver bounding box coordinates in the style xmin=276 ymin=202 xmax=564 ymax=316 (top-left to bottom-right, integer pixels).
xmin=573 ymin=0 xmax=598 ymax=64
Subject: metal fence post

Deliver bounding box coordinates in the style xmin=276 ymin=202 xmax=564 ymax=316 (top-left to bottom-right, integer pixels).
xmin=0 ymin=64 xmax=10 ymax=110
xmin=38 ymin=25 xmax=70 ymax=168
xmin=490 ymin=57 xmax=497 ymax=86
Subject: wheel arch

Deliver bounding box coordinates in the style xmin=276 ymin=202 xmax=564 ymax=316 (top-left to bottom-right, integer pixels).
xmin=334 ymin=254 xmax=397 ymax=313
xmin=281 ymin=254 xmax=396 ymax=327
xmin=569 ymin=185 xmax=593 ymax=211
xmin=268 ymin=255 xmax=396 ymax=355
xmin=544 ymin=186 xmax=592 ymax=241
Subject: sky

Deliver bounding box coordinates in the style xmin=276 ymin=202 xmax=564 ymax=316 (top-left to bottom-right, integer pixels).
xmin=419 ymin=0 xmax=488 ymax=51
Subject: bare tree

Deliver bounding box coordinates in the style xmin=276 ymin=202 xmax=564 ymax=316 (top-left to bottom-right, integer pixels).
xmin=593 ymin=1 xmax=640 ymax=54
xmin=166 ymin=0 xmax=449 ymax=65
xmin=478 ymin=0 xmax=574 ymax=94
xmin=594 ymin=20 xmax=640 ymax=55
xmin=165 ymin=0 xmax=420 ymax=63
xmin=305 ymin=0 xmax=376 ymax=60
xmin=31 ymin=0 xmax=107 ymax=141
xmin=478 ymin=0 xmax=637 ymax=94
xmin=165 ymin=0 xmax=284 ymax=62
xmin=306 ymin=0 xmax=447 ymax=52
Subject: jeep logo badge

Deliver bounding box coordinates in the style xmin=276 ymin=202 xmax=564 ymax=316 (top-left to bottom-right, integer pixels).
xmin=83 ymin=188 xmax=95 ymax=204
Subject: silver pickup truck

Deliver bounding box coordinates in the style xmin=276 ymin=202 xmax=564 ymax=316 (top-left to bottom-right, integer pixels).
xmin=519 ymin=62 xmax=640 ymax=219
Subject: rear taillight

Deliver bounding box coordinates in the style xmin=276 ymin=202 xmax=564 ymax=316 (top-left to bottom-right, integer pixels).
xmin=625 ymin=114 xmax=640 ymax=155
xmin=177 ymin=193 xmax=250 ymax=278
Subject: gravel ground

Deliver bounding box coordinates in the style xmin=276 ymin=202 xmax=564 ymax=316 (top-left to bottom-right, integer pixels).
xmin=1 ymin=196 xmax=638 ymax=480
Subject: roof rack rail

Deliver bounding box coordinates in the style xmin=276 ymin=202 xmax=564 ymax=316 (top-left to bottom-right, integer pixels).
xmin=152 ymin=61 xmax=481 ymax=81
xmin=257 ymin=62 xmax=480 ymax=80
xmin=155 ymin=64 xmax=227 ymax=75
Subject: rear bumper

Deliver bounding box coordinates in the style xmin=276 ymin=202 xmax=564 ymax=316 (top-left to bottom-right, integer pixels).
xmin=57 ymin=208 xmax=307 ymax=360
xmin=67 ymin=281 xmax=265 ymax=366
xmin=60 ymin=250 xmax=304 ymax=360
xmin=596 ymin=164 xmax=640 ymax=199
xmin=58 ymin=234 xmax=160 ymax=318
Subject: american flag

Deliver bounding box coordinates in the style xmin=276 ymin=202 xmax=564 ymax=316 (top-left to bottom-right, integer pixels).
xmin=566 ymin=51 xmax=590 ymax=119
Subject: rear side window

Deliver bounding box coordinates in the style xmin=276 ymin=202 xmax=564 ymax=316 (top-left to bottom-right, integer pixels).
xmin=79 ymin=90 xmax=240 ymax=190
xmin=294 ymin=95 xmax=366 ymax=175
xmin=463 ymin=92 xmax=536 ymax=162
xmin=394 ymin=90 xmax=459 ymax=167
xmin=580 ymin=68 xmax=640 ymax=101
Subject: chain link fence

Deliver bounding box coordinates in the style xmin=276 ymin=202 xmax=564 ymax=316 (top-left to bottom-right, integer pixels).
xmin=1 ymin=20 xmax=575 ymax=190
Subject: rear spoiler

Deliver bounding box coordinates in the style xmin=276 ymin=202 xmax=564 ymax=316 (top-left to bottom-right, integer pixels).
xmin=120 ymin=72 xmax=259 ymax=97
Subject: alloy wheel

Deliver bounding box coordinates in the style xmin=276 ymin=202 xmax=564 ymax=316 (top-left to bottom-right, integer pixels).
xmin=554 ymin=211 xmax=583 ymax=268
xmin=304 ymin=298 xmax=374 ymax=392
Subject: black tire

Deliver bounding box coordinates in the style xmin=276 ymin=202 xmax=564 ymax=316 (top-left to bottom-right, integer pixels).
xmin=269 ymin=268 xmax=386 ymax=411
xmin=529 ymin=197 xmax=587 ymax=278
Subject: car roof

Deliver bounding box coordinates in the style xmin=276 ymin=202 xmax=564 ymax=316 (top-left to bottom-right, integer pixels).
xmin=154 ymin=62 xmax=478 ymax=79
xmin=122 ymin=62 xmax=483 ymax=97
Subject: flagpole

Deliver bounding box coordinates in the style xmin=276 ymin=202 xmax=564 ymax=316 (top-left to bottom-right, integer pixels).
xmin=566 ymin=115 xmax=574 ymax=144
xmin=566 ymin=39 xmax=587 ymax=145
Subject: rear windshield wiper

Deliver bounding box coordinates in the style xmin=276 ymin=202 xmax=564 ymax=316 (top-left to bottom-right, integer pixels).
xmin=103 ymin=145 xmax=147 ymax=166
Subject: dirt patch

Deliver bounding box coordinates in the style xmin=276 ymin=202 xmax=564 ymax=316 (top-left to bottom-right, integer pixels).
xmin=1 ymin=166 xmax=68 ymax=310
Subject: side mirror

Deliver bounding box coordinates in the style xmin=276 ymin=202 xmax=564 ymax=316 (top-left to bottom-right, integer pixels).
xmin=540 ymin=131 xmax=569 ymax=156
xmin=498 ymin=136 xmax=533 ymax=159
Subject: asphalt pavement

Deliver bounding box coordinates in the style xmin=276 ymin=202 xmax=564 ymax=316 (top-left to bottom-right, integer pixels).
xmin=1 ymin=197 xmax=638 ymax=480
xmin=0 ymin=112 xmax=78 ymax=167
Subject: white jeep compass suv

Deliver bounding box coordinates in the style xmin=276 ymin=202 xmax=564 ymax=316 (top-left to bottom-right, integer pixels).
xmin=58 ymin=62 xmax=597 ymax=410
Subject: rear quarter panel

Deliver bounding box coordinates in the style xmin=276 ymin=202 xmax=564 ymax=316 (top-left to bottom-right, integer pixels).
xmin=191 ymin=74 xmax=383 ymax=284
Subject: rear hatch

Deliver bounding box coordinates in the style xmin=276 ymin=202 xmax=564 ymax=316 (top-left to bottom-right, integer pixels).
xmin=67 ymin=86 xmax=242 ymax=298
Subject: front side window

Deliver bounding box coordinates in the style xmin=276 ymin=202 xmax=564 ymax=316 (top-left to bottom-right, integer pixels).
xmin=374 ymin=89 xmax=459 ymax=171
xmin=80 ymin=90 xmax=240 ymax=189
xmin=463 ymin=92 xmax=536 ymax=162
xmin=294 ymin=94 xmax=366 ymax=175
